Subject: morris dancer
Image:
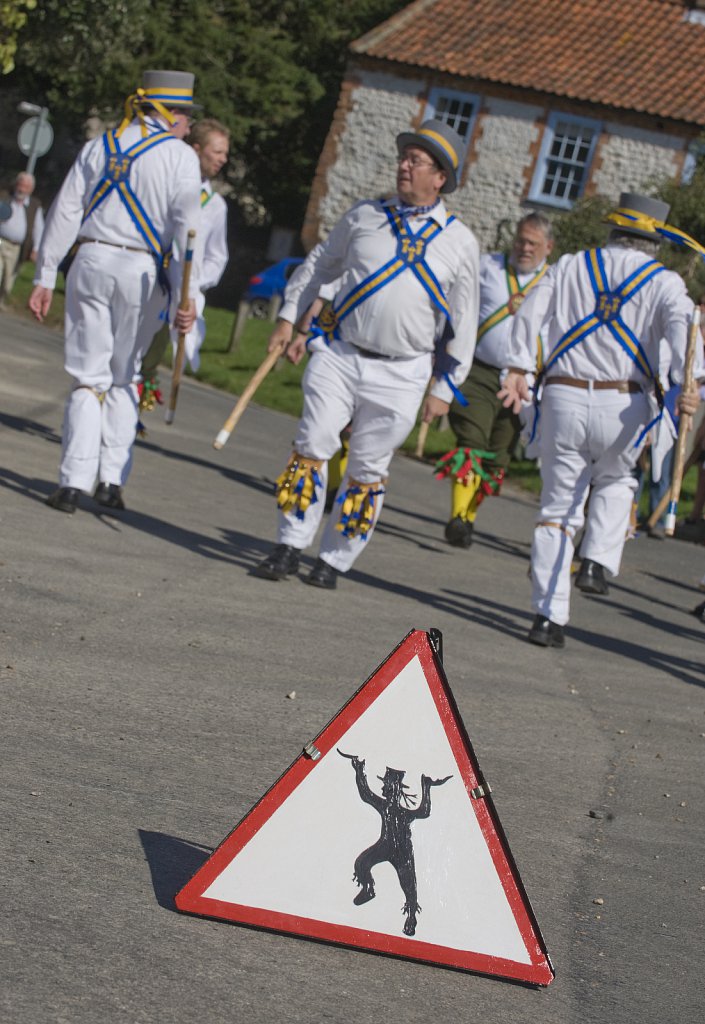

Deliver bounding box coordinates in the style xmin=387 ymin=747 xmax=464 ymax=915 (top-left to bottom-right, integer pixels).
xmin=139 ymin=117 xmax=230 ymax=414
xmin=29 ymin=69 xmax=201 ymax=512
xmin=499 ymin=192 xmax=701 ymax=648
xmin=436 ymin=212 xmax=553 ymax=548
xmin=252 ymin=119 xmax=480 ymax=588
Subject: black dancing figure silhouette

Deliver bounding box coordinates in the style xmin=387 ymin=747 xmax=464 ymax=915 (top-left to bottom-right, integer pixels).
xmin=338 ymin=749 xmax=451 ymax=936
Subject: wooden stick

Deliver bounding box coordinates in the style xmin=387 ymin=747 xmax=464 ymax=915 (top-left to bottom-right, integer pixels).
xmin=664 ymin=307 xmax=700 ymax=535
xmin=213 ymin=342 xmax=287 ymax=450
xmin=414 ymin=420 xmax=430 ymax=459
xmin=165 ymin=229 xmax=196 ymax=425
xmin=646 ymin=444 xmax=700 ymax=529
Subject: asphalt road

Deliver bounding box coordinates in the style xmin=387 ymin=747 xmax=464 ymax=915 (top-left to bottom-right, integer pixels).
xmin=1 ymin=312 xmax=703 ymax=1024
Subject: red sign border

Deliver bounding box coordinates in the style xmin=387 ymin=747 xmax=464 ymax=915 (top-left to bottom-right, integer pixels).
xmin=175 ymin=629 xmax=554 ymax=986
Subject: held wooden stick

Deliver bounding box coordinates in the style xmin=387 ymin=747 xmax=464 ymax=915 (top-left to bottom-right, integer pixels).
xmin=213 ymin=343 xmax=287 ymax=450
xmin=165 ymin=228 xmax=196 ymax=425
xmin=646 ymin=445 xmax=700 ymax=529
xmin=414 ymin=420 xmax=430 ymax=459
xmin=664 ymin=306 xmax=700 ymax=535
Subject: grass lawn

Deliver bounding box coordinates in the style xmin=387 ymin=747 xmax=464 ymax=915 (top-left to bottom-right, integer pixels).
xmin=6 ymin=262 xmax=699 ymax=518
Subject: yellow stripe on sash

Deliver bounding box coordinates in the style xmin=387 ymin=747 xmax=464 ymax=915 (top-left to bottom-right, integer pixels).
xmin=609 ymin=320 xmax=652 ymax=377
xmin=118 ymin=183 xmax=162 ymax=253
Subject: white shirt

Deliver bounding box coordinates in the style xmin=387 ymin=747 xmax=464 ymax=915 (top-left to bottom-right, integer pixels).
xmin=508 ymin=243 xmax=694 ymax=385
xmin=474 ymin=253 xmax=547 ymax=369
xmin=192 ymin=181 xmax=228 ymax=292
xmin=0 ymin=195 xmax=44 ymax=249
xmin=35 ymin=118 xmax=202 ymax=295
xmin=279 ymin=197 xmax=480 ymax=403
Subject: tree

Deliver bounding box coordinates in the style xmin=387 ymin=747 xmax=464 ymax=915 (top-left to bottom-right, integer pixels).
xmin=8 ymin=0 xmax=408 ymax=227
xmin=0 ymin=0 xmax=36 ymax=74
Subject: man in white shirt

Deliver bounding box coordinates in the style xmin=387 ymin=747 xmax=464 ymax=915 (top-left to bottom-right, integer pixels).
xmin=438 ymin=212 xmax=553 ymax=548
xmin=29 ymin=69 xmax=202 ymax=513
xmin=499 ymin=192 xmax=700 ymax=648
xmin=138 ymin=117 xmax=230 ymax=410
xmin=253 ymin=119 xmax=480 ymax=588
xmin=0 ymin=172 xmax=45 ymax=309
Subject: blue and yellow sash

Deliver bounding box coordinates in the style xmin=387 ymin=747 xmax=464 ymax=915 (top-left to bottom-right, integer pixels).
xmin=200 ymin=186 xmax=212 ymax=208
xmin=82 ymin=128 xmax=176 ymax=262
xmin=530 ymin=248 xmax=666 ymax=443
xmin=476 ymin=256 xmax=546 ymax=342
xmin=310 ymin=201 xmax=463 ymax=397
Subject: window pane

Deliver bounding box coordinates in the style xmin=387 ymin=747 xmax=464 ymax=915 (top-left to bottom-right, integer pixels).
xmin=434 ymin=94 xmax=474 ymax=140
xmin=537 ymin=117 xmax=596 ymax=205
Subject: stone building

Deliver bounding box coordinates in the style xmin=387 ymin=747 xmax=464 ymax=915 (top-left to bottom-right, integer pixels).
xmin=302 ymin=0 xmax=705 ymax=251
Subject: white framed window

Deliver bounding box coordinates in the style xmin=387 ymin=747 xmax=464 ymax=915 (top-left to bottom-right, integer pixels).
xmin=529 ymin=112 xmax=601 ymax=208
xmin=424 ymin=87 xmax=480 ymax=170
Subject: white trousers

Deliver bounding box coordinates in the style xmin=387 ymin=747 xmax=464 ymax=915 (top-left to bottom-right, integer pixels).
xmin=60 ymin=244 xmax=157 ymax=491
xmin=532 ymin=384 xmax=648 ymax=625
xmin=136 ymin=285 xmax=205 ymax=376
xmin=278 ymin=339 xmax=431 ymax=572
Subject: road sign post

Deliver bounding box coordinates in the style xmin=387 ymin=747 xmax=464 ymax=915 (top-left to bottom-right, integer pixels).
xmin=17 ymin=107 xmax=53 ymax=174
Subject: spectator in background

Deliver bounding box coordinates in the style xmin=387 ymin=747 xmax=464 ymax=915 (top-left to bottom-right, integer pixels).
xmin=0 ymin=172 xmax=44 ymax=309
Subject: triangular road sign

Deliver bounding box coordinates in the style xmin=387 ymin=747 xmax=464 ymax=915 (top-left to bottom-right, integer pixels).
xmin=175 ymin=629 xmax=554 ymax=985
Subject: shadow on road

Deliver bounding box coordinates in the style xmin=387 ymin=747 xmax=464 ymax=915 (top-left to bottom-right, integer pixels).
xmin=138 ymin=829 xmax=212 ymax=912
xmin=136 ymin=436 xmax=275 ymax=497
xmin=0 ymin=410 xmax=61 ymax=444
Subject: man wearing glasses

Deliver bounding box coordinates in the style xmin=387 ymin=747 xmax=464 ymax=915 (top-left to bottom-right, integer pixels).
xmin=253 ymin=119 xmax=480 ymax=588
xmin=29 ymin=69 xmax=202 ymax=514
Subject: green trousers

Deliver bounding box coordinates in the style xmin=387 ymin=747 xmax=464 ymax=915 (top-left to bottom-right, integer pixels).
xmin=448 ymin=358 xmax=520 ymax=471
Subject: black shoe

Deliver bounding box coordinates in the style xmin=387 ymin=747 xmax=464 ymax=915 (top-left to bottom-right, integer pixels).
xmin=304 ymin=558 xmax=338 ymax=589
xmin=527 ymin=615 xmax=566 ymax=648
xmin=94 ymin=482 xmax=126 ymax=510
xmin=575 ymin=558 xmax=609 ymax=595
xmin=252 ymin=544 xmax=300 ymax=580
xmin=647 ymin=525 xmax=666 ymax=541
xmin=46 ymin=487 xmax=80 ymax=514
xmin=444 ymin=516 xmax=474 ymax=548
xmin=692 ymin=600 xmax=705 ymax=623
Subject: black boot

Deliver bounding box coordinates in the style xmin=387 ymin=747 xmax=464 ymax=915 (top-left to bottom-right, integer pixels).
xmin=252 ymin=544 xmax=300 ymax=580
xmin=575 ymin=558 xmax=609 ymax=595
xmin=94 ymin=482 xmax=126 ymax=510
xmin=304 ymin=558 xmax=338 ymax=589
xmin=444 ymin=516 xmax=473 ymax=548
xmin=46 ymin=487 xmax=80 ymax=514
xmin=527 ymin=615 xmax=566 ymax=648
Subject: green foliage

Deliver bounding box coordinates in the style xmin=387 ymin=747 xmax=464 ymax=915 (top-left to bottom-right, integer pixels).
xmin=549 ymin=150 xmax=705 ymax=299
xmin=0 ymin=0 xmax=36 ymax=74
xmin=10 ymin=0 xmax=408 ymax=224
xmin=552 ymin=195 xmax=615 ymax=260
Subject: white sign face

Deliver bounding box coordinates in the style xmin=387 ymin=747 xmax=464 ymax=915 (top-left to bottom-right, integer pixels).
xmin=176 ymin=631 xmax=554 ymax=985
xmin=17 ymin=117 xmax=54 ymax=158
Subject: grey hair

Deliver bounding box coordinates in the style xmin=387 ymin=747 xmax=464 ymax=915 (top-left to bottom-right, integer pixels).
xmin=608 ymin=229 xmax=660 ymax=257
xmin=517 ymin=210 xmax=554 ymax=242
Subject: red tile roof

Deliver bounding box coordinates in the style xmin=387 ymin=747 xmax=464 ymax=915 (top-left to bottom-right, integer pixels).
xmin=352 ymin=0 xmax=705 ymax=125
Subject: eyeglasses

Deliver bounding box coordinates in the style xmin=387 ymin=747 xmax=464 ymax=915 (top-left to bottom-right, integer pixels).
xmin=397 ymin=154 xmax=438 ymax=170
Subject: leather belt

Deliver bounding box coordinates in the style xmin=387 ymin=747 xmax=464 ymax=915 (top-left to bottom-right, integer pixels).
xmin=352 ymin=344 xmax=388 ymax=360
xmin=77 ymin=237 xmax=151 ymax=255
xmin=545 ymin=376 xmax=641 ymax=394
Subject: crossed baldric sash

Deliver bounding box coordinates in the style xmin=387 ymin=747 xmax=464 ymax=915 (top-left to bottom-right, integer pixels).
xmin=309 ymin=201 xmax=466 ymax=400
xmin=525 ymin=204 xmax=705 ymax=444
xmin=80 ymin=83 xmax=200 ymax=269
xmin=476 ymin=255 xmax=547 ymax=345
xmin=526 ymin=247 xmax=666 ymax=445
xmin=82 ymin=127 xmax=176 ymax=266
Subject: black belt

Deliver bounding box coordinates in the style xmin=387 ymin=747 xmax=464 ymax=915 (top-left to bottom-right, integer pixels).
xmin=352 ymin=344 xmax=388 ymax=360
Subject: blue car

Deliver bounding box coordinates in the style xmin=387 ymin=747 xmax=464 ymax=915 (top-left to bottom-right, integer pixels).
xmin=244 ymin=257 xmax=304 ymax=318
